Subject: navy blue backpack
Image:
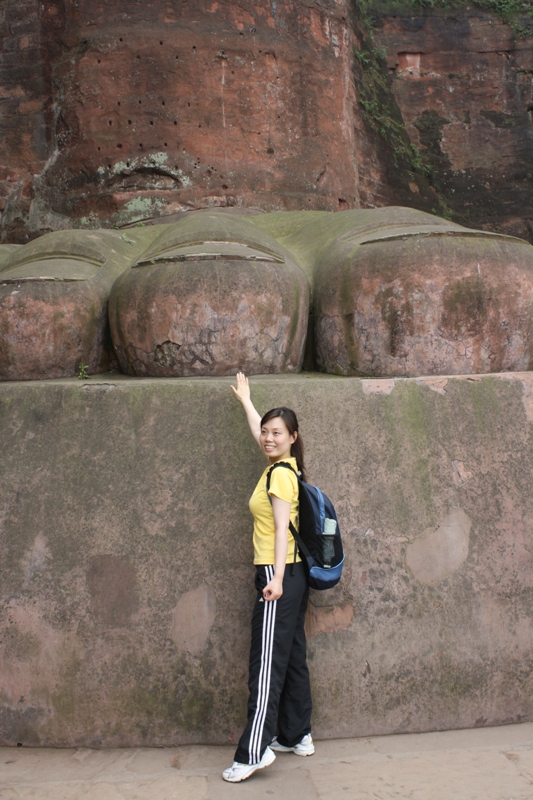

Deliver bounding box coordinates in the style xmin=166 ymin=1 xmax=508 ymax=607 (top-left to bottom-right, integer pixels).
xmin=266 ymin=461 xmax=345 ymax=590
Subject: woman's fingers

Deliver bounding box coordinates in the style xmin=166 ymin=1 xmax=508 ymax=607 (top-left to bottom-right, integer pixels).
xmin=231 ymin=372 xmax=243 ymax=394
xmin=231 ymin=371 xmax=250 ymax=399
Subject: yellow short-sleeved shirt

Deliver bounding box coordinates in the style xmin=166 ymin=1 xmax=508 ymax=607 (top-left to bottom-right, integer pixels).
xmin=249 ymin=456 xmax=301 ymax=565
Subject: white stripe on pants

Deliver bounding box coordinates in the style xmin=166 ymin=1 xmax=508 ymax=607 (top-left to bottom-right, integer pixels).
xmin=248 ymin=564 xmax=277 ymax=763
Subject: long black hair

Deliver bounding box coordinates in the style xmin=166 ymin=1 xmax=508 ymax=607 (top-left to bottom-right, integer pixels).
xmin=260 ymin=406 xmax=306 ymax=483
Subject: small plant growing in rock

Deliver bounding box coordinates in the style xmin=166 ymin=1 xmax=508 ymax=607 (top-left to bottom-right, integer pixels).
xmin=78 ymin=364 xmax=89 ymax=379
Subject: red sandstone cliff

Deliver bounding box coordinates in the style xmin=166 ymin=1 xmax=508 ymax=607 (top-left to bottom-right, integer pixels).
xmin=374 ymin=10 xmax=533 ymax=241
xmin=1 ymin=1 xmax=532 ymax=241
xmin=0 ymin=0 xmax=360 ymax=240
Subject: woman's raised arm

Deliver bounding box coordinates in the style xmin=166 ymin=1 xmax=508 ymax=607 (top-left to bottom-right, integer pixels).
xmin=231 ymin=372 xmax=261 ymax=446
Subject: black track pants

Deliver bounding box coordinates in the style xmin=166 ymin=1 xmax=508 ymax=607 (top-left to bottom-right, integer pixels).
xmin=234 ymin=561 xmax=312 ymax=765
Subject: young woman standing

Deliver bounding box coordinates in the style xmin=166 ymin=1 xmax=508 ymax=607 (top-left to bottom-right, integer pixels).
xmin=222 ymin=372 xmax=314 ymax=783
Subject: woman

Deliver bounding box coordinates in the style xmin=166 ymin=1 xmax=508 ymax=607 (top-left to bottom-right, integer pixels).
xmin=223 ymin=372 xmax=314 ymax=783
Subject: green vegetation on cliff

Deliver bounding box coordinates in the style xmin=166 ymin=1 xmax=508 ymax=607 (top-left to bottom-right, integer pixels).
xmin=350 ymin=0 xmax=449 ymax=216
xmin=367 ymin=0 xmax=533 ymax=36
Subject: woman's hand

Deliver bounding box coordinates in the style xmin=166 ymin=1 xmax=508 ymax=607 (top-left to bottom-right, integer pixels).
xmin=231 ymin=372 xmax=261 ymax=445
xmin=231 ymin=371 xmax=251 ymax=404
xmin=263 ymin=575 xmax=283 ymax=602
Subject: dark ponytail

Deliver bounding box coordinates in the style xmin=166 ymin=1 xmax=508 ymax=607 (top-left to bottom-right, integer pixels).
xmin=260 ymin=406 xmax=306 ymax=483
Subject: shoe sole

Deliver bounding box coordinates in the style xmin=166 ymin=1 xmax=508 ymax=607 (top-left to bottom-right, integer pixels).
xmin=270 ymin=745 xmax=315 ymax=757
xmin=222 ymin=749 xmax=276 ymax=782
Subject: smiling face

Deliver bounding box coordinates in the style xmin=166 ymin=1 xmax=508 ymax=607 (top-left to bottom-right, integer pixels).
xmin=260 ymin=416 xmax=297 ymax=463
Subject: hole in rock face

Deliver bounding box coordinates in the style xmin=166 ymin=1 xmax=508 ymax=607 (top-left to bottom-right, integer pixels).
xmin=117 ymin=143 xmax=122 ymax=148
xmin=154 ymin=341 xmax=181 ymax=367
xmin=222 ymin=184 xmax=228 ymax=189
xmin=398 ymin=52 xmax=422 ymax=75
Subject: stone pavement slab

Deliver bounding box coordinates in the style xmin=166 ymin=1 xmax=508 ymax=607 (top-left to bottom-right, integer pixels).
xmin=1 ymin=723 xmax=533 ymax=800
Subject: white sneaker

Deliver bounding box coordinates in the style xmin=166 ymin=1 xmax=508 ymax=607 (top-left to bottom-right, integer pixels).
xmin=270 ymin=733 xmax=315 ymax=756
xmin=222 ymin=746 xmax=276 ymax=782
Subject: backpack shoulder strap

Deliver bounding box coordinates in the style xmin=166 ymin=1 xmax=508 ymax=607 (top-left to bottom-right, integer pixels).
xmin=265 ymin=462 xmax=314 ymax=563
xmin=265 ymin=460 xmax=299 ymax=494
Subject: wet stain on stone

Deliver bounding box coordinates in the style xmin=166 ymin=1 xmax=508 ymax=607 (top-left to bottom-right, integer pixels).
xmin=441 ymin=276 xmax=490 ymax=336
xmin=87 ymin=555 xmax=139 ymax=627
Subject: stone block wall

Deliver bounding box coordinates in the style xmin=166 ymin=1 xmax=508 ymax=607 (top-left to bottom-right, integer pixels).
xmin=374 ymin=11 xmax=533 ymax=241
xmin=1 ymin=373 xmax=533 ymax=746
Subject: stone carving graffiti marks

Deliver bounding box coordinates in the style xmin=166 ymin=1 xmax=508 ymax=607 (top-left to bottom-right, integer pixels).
xmin=108 ymin=212 xmax=310 ymax=376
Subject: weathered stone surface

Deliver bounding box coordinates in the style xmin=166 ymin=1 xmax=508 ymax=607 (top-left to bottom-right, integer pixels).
xmin=1 ymin=3 xmax=532 ymax=241
xmin=109 ymin=212 xmax=310 ymax=376
xmin=0 ymin=0 xmax=366 ymax=240
xmin=171 ymin=585 xmax=217 ymax=657
xmin=406 ymin=508 xmax=471 ymax=587
xmin=0 ymin=228 xmax=158 ymax=380
xmin=1 ymin=372 xmax=533 ymax=746
xmin=374 ymin=11 xmax=533 ymax=242
xmin=4 ymin=207 xmax=533 ymax=380
xmin=304 ymin=207 xmax=533 ymax=376
xmin=0 ymin=245 xmax=22 ymax=269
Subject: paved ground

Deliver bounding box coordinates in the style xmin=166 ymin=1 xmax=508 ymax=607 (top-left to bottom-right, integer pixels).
xmin=1 ymin=723 xmax=533 ymax=799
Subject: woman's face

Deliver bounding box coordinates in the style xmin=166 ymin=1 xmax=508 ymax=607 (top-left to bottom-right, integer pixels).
xmin=260 ymin=416 xmax=297 ymax=463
